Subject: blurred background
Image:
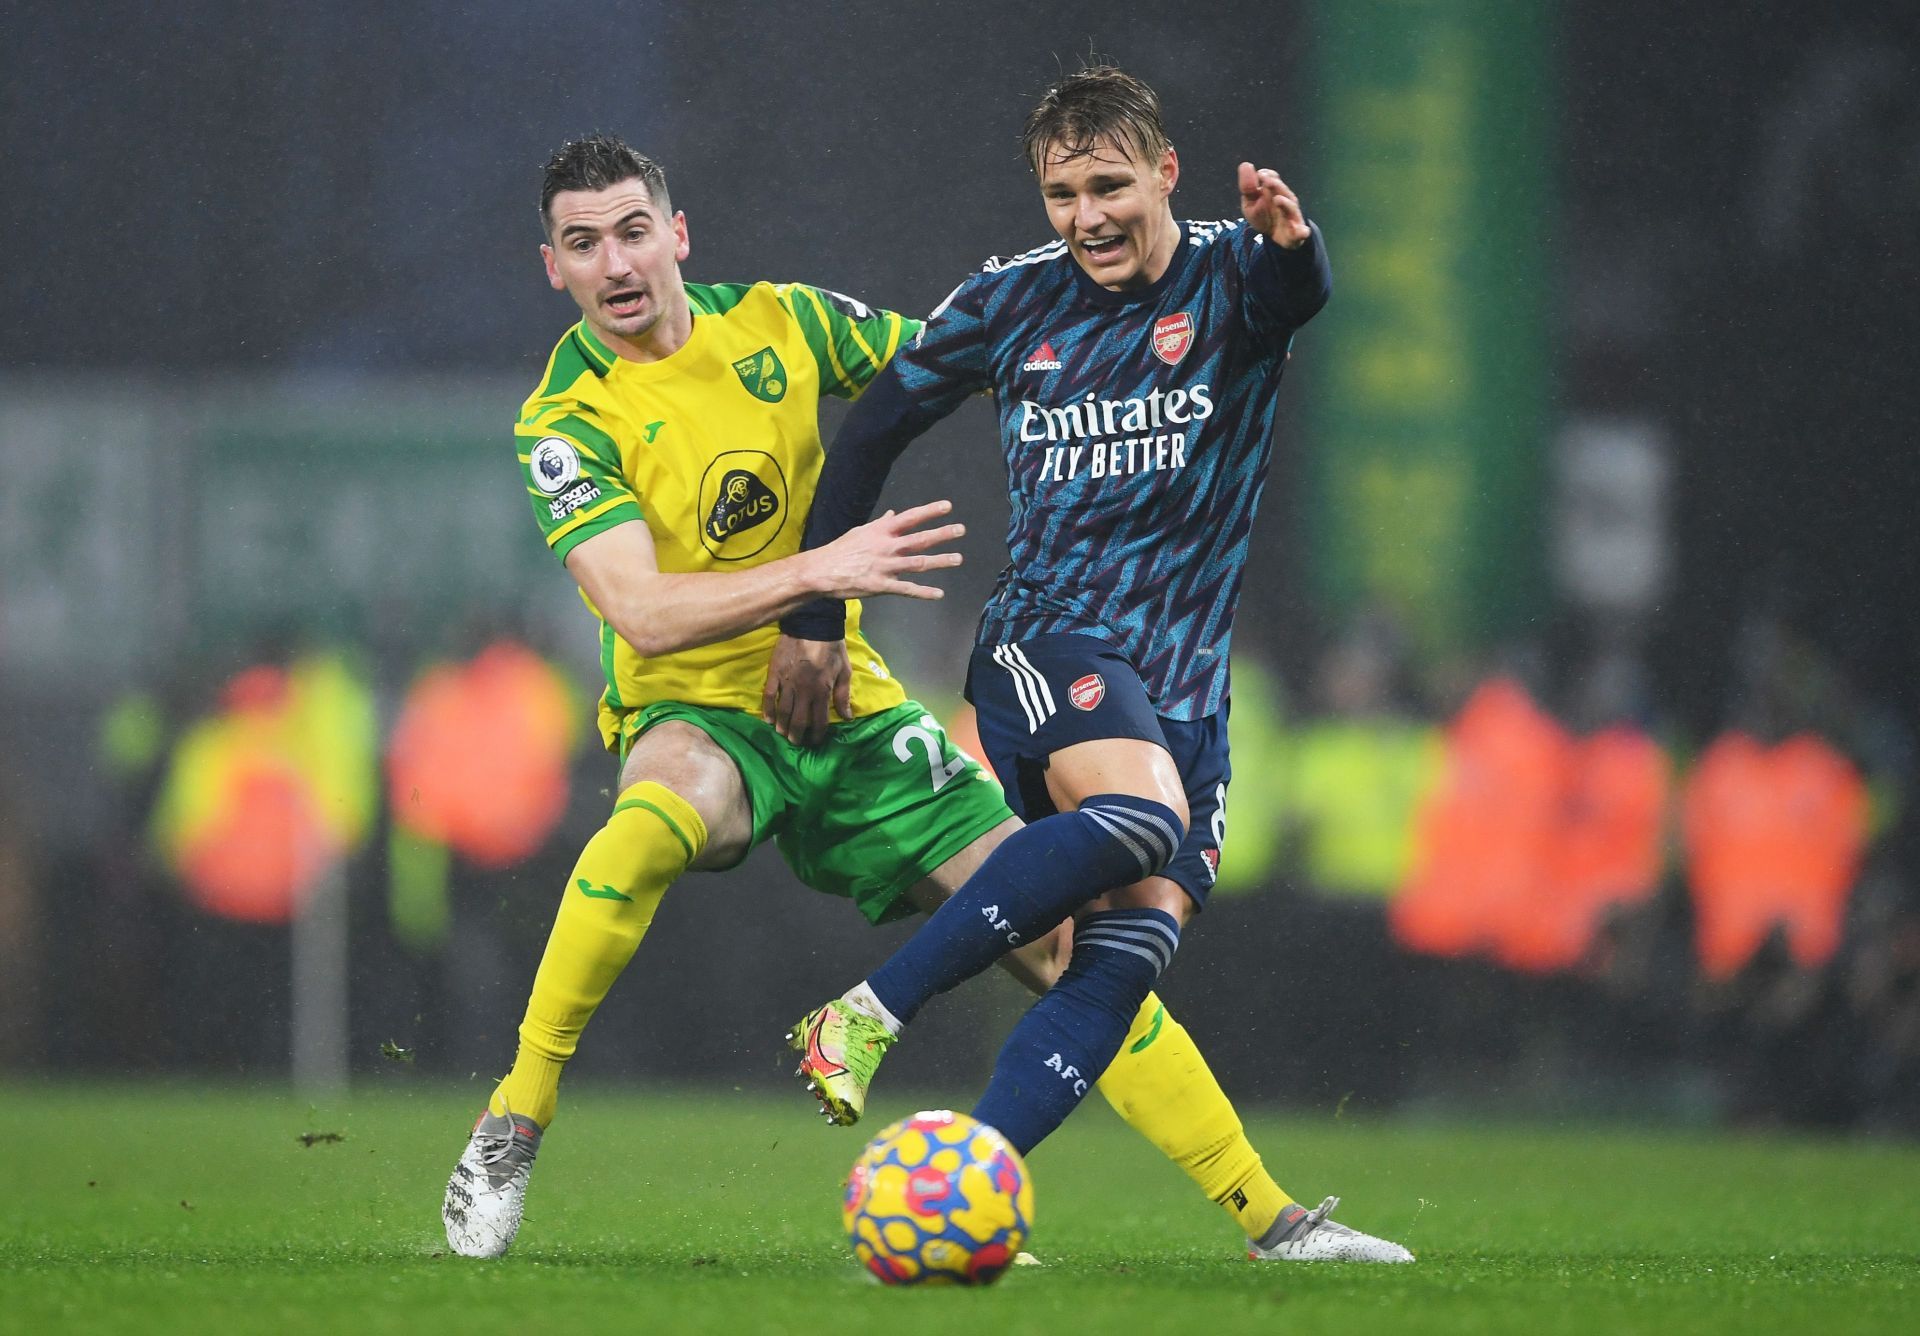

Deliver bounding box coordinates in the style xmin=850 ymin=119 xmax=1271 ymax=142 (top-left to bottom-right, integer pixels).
xmin=3 ymin=0 xmax=1916 ymax=1135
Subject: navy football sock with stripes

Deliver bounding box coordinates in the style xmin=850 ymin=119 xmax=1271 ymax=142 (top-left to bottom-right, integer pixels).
xmin=866 ymin=794 xmax=1184 ymax=1025
xmin=972 ymin=908 xmax=1182 ymax=1153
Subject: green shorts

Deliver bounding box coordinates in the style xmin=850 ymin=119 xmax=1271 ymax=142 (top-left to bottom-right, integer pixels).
xmin=618 ymin=699 xmax=1012 ymax=924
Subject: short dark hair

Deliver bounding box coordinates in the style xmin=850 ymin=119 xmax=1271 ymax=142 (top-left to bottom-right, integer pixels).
xmin=1021 ymin=65 xmax=1171 ymax=176
xmin=539 ymin=134 xmax=670 ymax=233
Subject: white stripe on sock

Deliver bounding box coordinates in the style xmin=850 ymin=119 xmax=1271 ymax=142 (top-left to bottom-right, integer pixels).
xmin=1086 ymin=807 xmax=1175 ymax=867
xmin=1081 ymin=807 xmax=1153 ymax=878
xmin=1078 ymin=925 xmax=1177 ymax=968
xmin=1089 ymin=806 xmax=1180 ymax=864
xmin=1075 ymin=935 xmax=1169 ymax=972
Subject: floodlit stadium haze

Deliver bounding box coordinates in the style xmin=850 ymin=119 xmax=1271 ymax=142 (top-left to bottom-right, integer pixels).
xmin=4 ymin=3 xmax=1920 ymax=1332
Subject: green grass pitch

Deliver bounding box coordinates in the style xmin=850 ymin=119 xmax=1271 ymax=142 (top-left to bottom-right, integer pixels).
xmin=3 ymin=1083 xmax=1915 ymax=1335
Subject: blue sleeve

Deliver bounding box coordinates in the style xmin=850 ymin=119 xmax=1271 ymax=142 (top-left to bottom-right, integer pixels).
xmin=889 ymin=268 xmax=995 ymax=411
xmin=780 ymin=271 xmax=993 ymax=641
xmin=1237 ymin=221 xmax=1332 ymax=343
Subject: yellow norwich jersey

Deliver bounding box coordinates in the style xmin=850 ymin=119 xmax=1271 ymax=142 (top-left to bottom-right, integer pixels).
xmin=516 ymin=281 xmax=920 ymax=751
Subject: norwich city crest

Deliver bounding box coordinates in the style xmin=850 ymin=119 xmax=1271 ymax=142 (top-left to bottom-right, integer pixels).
xmin=731 ymin=346 xmax=787 ymax=402
xmin=698 ymin=450 xmax=789 ymax=560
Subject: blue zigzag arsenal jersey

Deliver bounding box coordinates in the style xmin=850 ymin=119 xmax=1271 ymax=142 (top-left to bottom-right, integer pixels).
xmin=892 ymin=220 xmax=1330 ymax=720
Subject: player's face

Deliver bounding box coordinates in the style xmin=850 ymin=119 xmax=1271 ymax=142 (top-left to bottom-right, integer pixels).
xmin=542 ymin=180 xmax=691 ymax=355
xmin=1038 ymin=136 xmax=1180 ymax=291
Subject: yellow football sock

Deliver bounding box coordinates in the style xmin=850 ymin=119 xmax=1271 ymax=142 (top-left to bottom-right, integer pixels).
xmin=489 ymin=781 xmax=707 ymax=1128
xmin=1096 ymin=993 xmax=1295 ymax=1239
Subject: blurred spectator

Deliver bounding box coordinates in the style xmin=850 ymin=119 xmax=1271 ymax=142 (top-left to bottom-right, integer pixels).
xmin=1503 ymin=723 xmax=1668 ymax=974
xmin=1275 ymin=616 xmax=1443 ymax=900
xmin=1391 ymin=677 xmax=1565 ymax=960
xmin=1682 ymin=730 xmax=1868 ymax=980
xmin=150 ymin=653 xmax=377 ymax=924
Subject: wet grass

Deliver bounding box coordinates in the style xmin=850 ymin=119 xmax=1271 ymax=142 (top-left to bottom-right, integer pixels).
xmin=4 ymin=1083 xmax=1916 ymax=1335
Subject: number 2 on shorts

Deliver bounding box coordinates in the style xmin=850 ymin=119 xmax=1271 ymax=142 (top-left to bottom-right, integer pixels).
xmin=893 ymin=715 xmax=967 ymax=794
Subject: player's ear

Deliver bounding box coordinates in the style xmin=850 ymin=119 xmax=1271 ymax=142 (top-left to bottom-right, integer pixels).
xmin=672 ymin=211 xmax=691 ymax=263
xmin=541 ymin=243 xmax=565 ymax=291
xmin=1160 ymin=147 xmax=1179 ymax=198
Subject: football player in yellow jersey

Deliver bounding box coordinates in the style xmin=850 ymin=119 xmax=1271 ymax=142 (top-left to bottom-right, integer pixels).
xmin=442 ymin=135 xmax=1333 ymax=1263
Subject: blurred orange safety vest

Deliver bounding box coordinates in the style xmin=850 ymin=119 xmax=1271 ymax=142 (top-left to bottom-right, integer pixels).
xmin=387 ymin=641 xmax=578 ymax=867
xmin=1496 ymin=725 xmax=1667 ymax=973
xmin=1391 ymin=679 xmax=1667 ymax=973
xmin=1682 ymin=731 xmax=1868 ymax=980
xmin=150 ymin=655 xmax=377 ymax=923
xmin=1391 ymin=678 xmax=1566 ymax=959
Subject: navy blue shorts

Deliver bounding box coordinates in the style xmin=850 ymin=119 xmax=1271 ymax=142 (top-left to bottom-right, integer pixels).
xmin=964 ymin=631 xmax=1230 ymax=908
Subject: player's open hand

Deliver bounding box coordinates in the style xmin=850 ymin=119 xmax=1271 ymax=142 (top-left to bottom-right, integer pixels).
xmin=762 ymin=633 xmax=852 ymax=746
xmin=809 ymin=500 xmax=965 ymax=601
xmin=1238 ymin=162 xmax=1311 ymax=250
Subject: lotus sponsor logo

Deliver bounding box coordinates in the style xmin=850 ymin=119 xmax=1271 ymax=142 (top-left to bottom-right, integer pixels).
xmin=704 ymin=470 xmax=781 ymax=545
xmin=697 ymin=450 xmax=790 ymax=560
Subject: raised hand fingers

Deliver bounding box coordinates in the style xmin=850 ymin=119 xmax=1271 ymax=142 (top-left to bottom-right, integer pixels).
xmin=1240 ymin=162 xmax=1297 ymax=204
xmin=895 ymin=551 xmax=964 ymax=573
xmin=887 ymin=546 xmax=963 ymax=598
xmin=819 ymin=499 xmax=967 ymax=601
xmin=884 ymin=498 xmax=955 ymax=532
xmin=1238 ymin=160 xmax=1309 ymax=246
xmin=885 ymin=578 xmax=949 ymax=601
xmin=893 ymin=521 xmax=966 ymax=554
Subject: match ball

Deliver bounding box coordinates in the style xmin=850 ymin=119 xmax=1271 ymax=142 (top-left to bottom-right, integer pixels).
xmin=842 ymin=1109 xmax=1034 ymax=1285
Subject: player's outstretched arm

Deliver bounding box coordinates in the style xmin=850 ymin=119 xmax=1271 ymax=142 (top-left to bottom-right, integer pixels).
xmin=769 ymin=269 xmax=986 ymax=736
xmin=566 ymin=502 xmax=963 ymax=658
xmin=781 ymin=362 xmax=955 ymax=643
xmin=1238 ymin=161 xmax=1312 ymax=249
xmin=765 ymin=363 xmax=956 ymax=740
xmin=1233 ymin=161 xmax=1333 ymax=332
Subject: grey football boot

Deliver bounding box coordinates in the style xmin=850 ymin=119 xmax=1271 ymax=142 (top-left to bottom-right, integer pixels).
xmin=1247 ymin=1196 xmax=1415 ymax=1263
xmin=442 ymin=1107 xmax=543 ymax=1258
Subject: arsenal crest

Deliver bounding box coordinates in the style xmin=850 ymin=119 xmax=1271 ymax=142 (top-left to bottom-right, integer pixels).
xmin=1151 ymin=312 xmax=1194 ymax=365
xmin=1069 ymin=673 xmax=1106 ymax=711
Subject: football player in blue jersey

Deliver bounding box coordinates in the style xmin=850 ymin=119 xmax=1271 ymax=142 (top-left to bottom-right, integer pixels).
xmin=772 ymin=66 xmax=1412 ymax=1261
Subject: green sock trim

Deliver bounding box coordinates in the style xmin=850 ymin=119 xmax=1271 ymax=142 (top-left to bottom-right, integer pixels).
xmin=1128 ymin=1003 xmax=1167 ymax=1053
xmin=612 ymin=796 xmax=696 ymax=862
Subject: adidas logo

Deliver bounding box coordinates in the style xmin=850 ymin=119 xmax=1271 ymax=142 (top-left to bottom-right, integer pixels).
xmin=1021 ymin=340 xmax=1063 ymax=373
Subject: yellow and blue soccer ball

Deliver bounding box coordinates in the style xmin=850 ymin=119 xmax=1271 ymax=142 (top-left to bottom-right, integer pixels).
xmin=842 ymin=1109 xmax=1034 ymax=1285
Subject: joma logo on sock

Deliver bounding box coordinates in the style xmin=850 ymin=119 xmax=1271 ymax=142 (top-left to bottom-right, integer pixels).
xmin=1045 ymin=1052 xmax=1088 ymax=1097
xmin=980 ymin=904 xmax=1022 ymax=945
